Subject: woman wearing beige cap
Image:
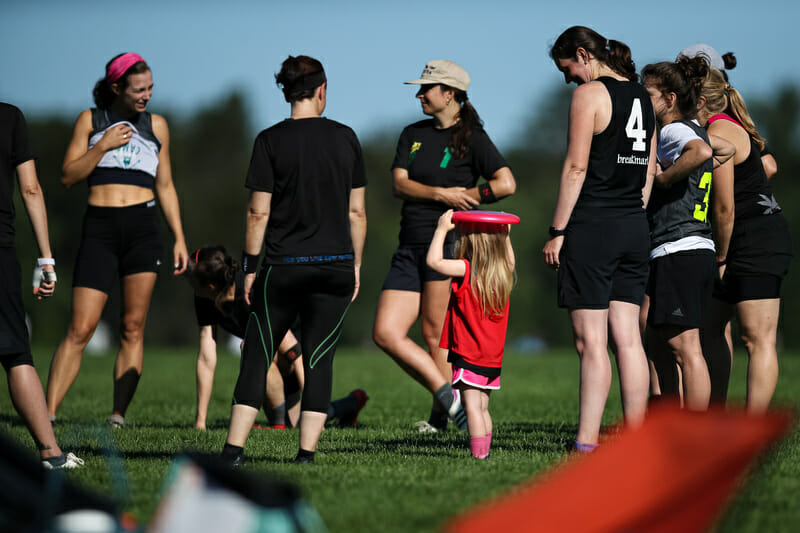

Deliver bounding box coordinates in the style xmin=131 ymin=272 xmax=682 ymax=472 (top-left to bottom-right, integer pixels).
xmin=373 ymin=59 xmax=516 ymax=433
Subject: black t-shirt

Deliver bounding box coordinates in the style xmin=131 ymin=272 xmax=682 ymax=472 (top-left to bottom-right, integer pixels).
xmin=245 ymin=117 xmax=366 ymax=265
xmin=194 ymin=271 xmax=250 ymax=338
xmin=391 ymin=119 xmax=507 ymax=245
xmin=0 ymin=103 xmax=35 ymax=247
xmin=574 ymin=78 xmax=655 ymax=216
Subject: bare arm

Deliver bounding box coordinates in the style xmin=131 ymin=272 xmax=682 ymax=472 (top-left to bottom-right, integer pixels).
xmin=543 ymin=84 xmax=598 ymax=269
xmin=654 ymin=138 xmax=713 ymax=189
xmin=711 ymin=158 xmax=735 ymax=267
xmin=151 ymin=115 xmax=188 ymax=274
xmin=198 ymin=324 xmax=217 ymax=358
xmin=349 ymin=186 xmax=367 ymax=301
xmin=426 ymin=209 xmax=467 ymax=278
xmin=243 ymin=190 xmax=271 ymax=305
xmin=709 ymin=134 xmax=736 ymax=169
xmin=392 ymin=167 xmax=479 ymax=211
xmin=762 ymin=153 xmax=777 ymax=179
xmin=17 ymin=160 xmax=55 ymax=299
xmin=464 ymin=166 xmax=517 ymax=204
xmin=641 ymin=130 xmax=657 ymax=208
xmin=61 ymin=110 xmax=133 ymax=188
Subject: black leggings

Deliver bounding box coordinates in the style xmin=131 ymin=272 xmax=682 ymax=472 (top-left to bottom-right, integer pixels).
xmin=233 ymin=263 xmax=354 ymax=413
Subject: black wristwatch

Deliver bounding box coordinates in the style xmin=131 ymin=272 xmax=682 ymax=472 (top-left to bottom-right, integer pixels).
xmin=549 ymin=226 xmax=567 ymax=238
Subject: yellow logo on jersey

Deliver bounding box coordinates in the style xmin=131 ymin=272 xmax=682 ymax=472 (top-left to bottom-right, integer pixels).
xmin=408 ymin=142 xmax=422 ymax=164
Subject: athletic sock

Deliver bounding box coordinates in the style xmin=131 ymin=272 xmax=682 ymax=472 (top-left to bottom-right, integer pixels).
xmin=294 ymin=448 xmax=315 ymax=464
xmin=269 ymin=402 xmax=286 ymax=427
xmin=43 ymin=454 xmax=67 ymax=468
xmin=221 ymin=443 xmax=244 ymax=460
xmin=470 ymin=436 xmax=490 ymax=459
xmin=428 ymin=410 xmax=448 ymax=430
xmin=573 ymin=440 xmax=599 ymax=453
xmin=433 ymin=383 xmax=455 ymax=411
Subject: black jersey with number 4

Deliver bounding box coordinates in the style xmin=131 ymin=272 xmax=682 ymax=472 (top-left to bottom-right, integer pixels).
xmin=574 ymin=78 xmax=655 ymax=214
xmin=245 ymin=118 xmax=366 ymax=265
xmin=647 ymin=119 xmax=713 ymax=248
xmin=0 ymin=103 xmax=35 ymax=247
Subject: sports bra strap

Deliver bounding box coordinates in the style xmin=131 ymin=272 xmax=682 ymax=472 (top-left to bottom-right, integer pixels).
xmin=707 ymin=113 xmax=744 ymax=128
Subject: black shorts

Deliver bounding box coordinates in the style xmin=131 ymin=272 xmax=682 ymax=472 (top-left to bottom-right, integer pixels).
xmin=558 ymin=211 xmax=650 ymax=309
xmin=647 ymin=250 xmax=714 ymax=328
xmin=381 ymin=243 xmax=454 ymax=292
xmin=0 ymin=247 xmax=34 ymax=369
xmin=714 ymin=214 xmax=792 ymax=303
xmin=72 ymin=201 xmax=163 ymax=294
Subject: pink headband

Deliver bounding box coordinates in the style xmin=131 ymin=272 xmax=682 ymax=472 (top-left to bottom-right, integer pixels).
xmin=106 ymin=53 xmax=146 ymax=83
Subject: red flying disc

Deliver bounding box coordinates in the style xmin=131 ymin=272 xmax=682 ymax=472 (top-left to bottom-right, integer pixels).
xmin=452 ymin=210 xmax=520 ymax=225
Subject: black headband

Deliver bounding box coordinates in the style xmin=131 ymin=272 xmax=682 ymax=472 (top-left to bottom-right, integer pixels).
xmin=284 ymin=70 xmax=327 ymax=94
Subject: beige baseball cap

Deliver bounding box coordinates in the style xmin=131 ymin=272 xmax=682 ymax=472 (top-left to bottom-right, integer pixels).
xmin=405 ymin=59 xmax=470 ymax=91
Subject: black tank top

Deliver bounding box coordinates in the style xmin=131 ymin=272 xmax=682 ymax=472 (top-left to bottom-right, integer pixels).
xmin=573 ymin=77 xmax=655 ymax=215
xmin=647 ymin=119 xmax=713 ymax=248
xmin=707 ymin=114 xmax=781 ymax=220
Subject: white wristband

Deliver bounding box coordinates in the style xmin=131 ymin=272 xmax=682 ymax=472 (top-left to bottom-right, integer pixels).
xmin=37 ymin=257 xmax=55 ymax=266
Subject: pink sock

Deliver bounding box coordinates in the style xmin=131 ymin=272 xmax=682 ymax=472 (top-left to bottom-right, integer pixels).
xmin=470 ymin=436 xmax=490 ymax=459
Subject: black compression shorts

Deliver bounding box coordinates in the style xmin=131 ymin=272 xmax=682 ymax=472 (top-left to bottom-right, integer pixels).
xmin=72 ymin=201 xmax=163 ymax=294
xmin=381 ymin=243 xmax=453 ymax=292
xmin=558 ymin=211 xmax=650 ymax=309
xmin=234 ymin=262 xmax=354 ymax=414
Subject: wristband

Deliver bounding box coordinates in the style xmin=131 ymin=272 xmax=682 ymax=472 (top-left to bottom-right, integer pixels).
xmin=716 ymin=258 xmax=727 ymax=267
xmin=478 ymin=182 xmax=497 ymax=204
xmin=549 ymin=226 xmax=567 ymax=238
xmin=37 ymin=257 xmax=55 ymax=267
xmin=241 ymin=252 xmax=259 ymax=274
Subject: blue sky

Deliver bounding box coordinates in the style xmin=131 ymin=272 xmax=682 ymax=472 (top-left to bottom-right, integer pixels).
xmin=2 ymin=0 xmax=797 ymax=150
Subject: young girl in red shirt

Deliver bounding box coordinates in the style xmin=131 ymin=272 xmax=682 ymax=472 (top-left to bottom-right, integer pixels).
xmin=427 ymin=209 xmax=515 ymax=459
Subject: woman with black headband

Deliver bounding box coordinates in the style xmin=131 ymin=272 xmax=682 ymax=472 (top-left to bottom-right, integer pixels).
xmin=46 ymin=52 xmax=188 ymax=427
xmin=220 ymin=55 xmax=366 ymax=465
xmin=372 ymin=59 xmax=515 ymax=433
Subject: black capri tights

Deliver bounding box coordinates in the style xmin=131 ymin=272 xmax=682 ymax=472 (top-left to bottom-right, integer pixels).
xmin=233 ymin=262 xmax=354 ymax=414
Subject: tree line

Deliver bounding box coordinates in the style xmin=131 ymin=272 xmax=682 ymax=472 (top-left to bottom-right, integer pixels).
xmin=13 ymin=84 xmax=800 ymax=351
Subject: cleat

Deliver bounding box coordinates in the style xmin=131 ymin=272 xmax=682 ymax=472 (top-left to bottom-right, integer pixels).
xmin=42 ymin=452 xmax=84 ymax=470
xmin=339 ymin=389 xmax=369 ymax=427
xmin=448 ymin=390 xmax=468 ymax=431
xmin=415 ymin=420 xmax=440 ymax=433
xmin=107 ymin=414 xmax=125 ymax=428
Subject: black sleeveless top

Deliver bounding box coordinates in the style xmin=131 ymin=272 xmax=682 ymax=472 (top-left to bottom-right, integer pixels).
xmin=647 ymin=119 xmax=713 ymax=248
xmin=573 ymin=77 xmax=655 ymax=216
xmin=707 ymin=114 xmax=781 ymax=220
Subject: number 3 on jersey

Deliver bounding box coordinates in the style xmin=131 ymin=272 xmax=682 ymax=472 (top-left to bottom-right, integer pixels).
xmin=625 ymin=98 xmax=647 ymax=152
xmin=693 ymin=172 xmax=712 ymax=222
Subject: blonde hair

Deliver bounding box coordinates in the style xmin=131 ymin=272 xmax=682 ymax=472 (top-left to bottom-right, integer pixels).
xmin=454 ymin=225 xmax=514 ymax=316
xmin=702 ymin=68 xmax=766 ymax=151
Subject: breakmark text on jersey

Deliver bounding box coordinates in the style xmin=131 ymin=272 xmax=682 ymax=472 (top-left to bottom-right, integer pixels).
xmin=617 ymin=154 xmax=649 ymax=166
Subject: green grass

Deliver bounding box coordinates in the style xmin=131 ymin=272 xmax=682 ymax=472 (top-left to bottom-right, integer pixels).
xmin=1 ymin=347 xmax=799 ymax=532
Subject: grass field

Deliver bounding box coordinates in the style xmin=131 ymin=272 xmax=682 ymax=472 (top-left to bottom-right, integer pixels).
xmin=1 ymin=346 xmax=799 ymax=532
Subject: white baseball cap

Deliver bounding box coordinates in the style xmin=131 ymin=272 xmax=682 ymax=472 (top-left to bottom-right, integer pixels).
xmin=405 ymin=59 xmax=471 ymax=91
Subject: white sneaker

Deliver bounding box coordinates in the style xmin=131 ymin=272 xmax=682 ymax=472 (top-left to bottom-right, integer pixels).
xmin=415 ymin=420 xmax=439 ymax=433
xmin=107 ymin=414 xmax=125 ymax=428
xmin=448 ymin=390 xmax=468 ymax=431
xmin=43 ymin=452 xmax=85 ymax=470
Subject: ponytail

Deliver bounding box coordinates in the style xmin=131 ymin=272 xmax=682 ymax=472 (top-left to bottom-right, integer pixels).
xmin=187 ymin=245 xmax=239 ymax=308
xmin=642 ymin=55 xmax=708 ymax=118
xmin=701 ymin=68 xmax=766 ymax=150
xmin=550 ymin=26 xmax=638 ymax=82
xmin=449 ymin=89 xmax=483 ymax=159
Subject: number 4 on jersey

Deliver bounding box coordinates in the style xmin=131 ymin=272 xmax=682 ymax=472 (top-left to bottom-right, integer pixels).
xmin=625 ymin=98 xmax=647 ymax=152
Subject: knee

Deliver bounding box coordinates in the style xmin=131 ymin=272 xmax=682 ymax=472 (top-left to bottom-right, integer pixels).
xmin=421 ymin=326 xmax=443 ymax=352
xmin=372 ymin=322 xmax=397 ymax=351
xmin=67 ymin=322 xmax=98 ymax=347
xmin=120 ymin=317 xmax=146 ymax=344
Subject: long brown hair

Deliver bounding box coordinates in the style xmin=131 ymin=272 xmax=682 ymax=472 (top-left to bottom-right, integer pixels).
xmin=701 ymin=68 xmax=766 ymax=150
xmin=454 ymin=225 xmax=514 ymax=316
xmin=550 ymin=26 xmax=638 ymax=82
xmin=187 ymin=245 xmax=238 ymax=308
xmin=642 ymin=55 xmax=708 ymax=119
xmin=449 ymin=88 xmax=483 ymax=159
